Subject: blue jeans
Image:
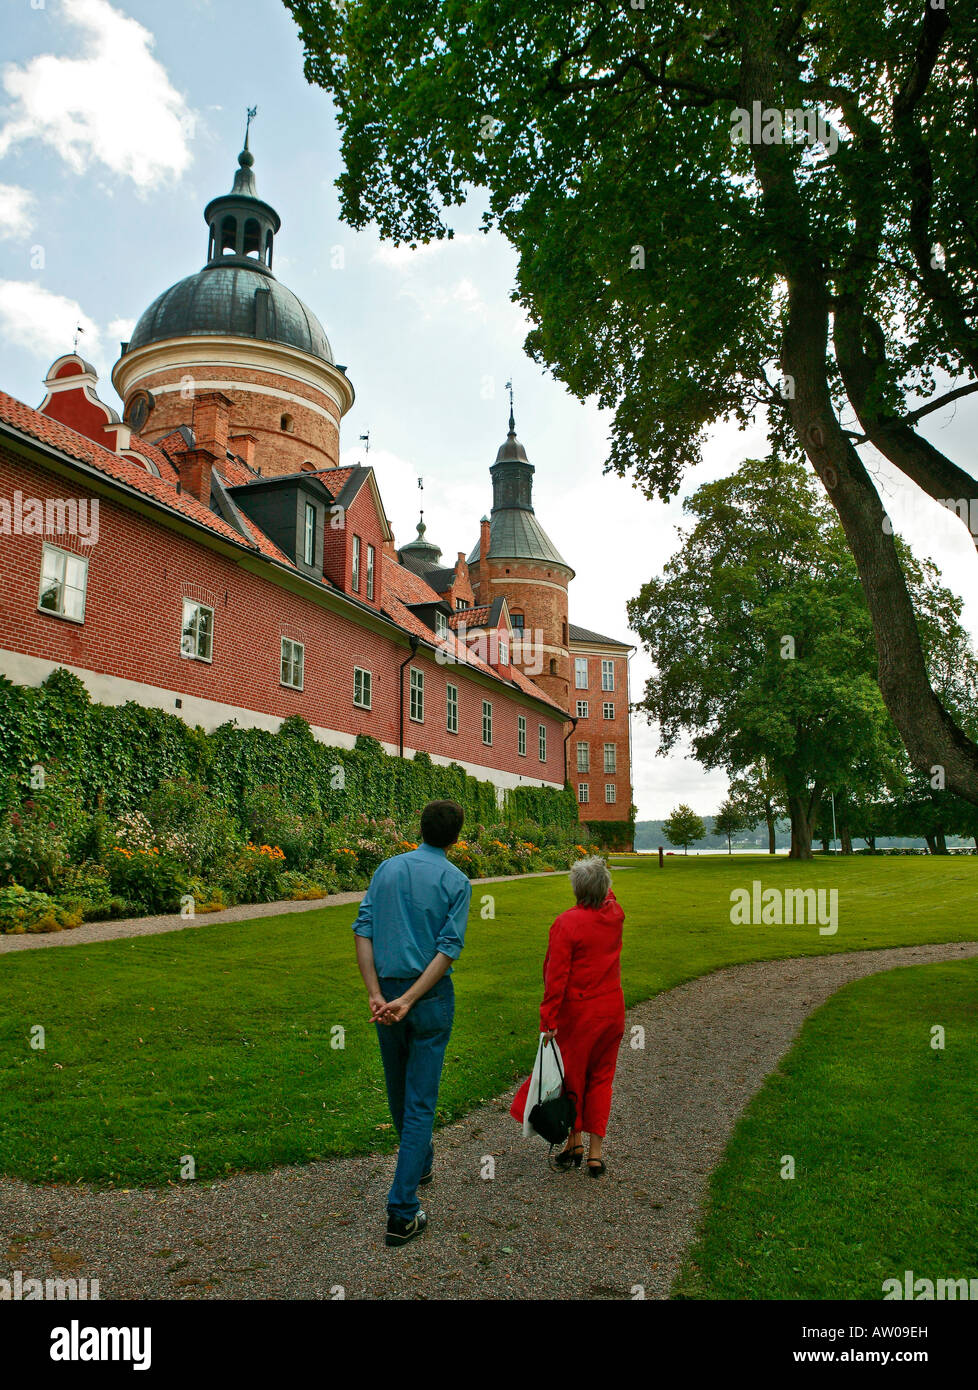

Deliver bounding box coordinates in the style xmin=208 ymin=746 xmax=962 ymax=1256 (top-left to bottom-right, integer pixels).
xmin=374 ymin=974 xmax=454 ymax=1221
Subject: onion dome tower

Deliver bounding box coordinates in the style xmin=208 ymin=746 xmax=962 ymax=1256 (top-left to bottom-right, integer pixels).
xmin=112 ymin=123 xmax=353 ymax=476
xmin=468 ymin=405 xmax=574 ymax=709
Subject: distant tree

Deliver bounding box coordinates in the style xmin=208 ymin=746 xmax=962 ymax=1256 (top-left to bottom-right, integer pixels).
xmin=663 ymin=804 xmax=706 ymax=855
xmin=728 ymin=761 xmax=784 ymax=856
xmin=713 ymin=800 xmax=744 ymax=855
xmin=628 ymin=457 xmax=928 ymax=858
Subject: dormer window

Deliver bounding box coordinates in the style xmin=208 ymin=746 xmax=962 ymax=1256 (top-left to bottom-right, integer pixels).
xmin=352 ymin=535 xmax=361 ymax=592
xmin=498 ymin=637 xmax=509 ymax=665
xmin=435 ymin=610 xmax=448 ymax=639
xmin=303 ymin=502 xmax=316 ymax=566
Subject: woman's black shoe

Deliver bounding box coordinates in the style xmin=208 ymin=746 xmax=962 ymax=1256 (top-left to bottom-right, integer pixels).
xmin=554 ymin=1144 xmax=584 ymax=1170
xmin=587 ymin=1158 xmax=606 ymax=1178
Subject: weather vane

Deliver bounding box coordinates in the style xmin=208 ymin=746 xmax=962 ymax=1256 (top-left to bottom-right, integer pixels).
xmin=505 ymin=378 xmax=515 ymax=430
xmin=359 ymin=430 xmax=370 ymax=456
xmin=73 ymin=324 xmax=85 ymax=353
xmin=245 ymin=105 xmax=257 ymax=146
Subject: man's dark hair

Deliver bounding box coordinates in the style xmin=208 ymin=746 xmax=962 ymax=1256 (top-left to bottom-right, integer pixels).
xmin=420 ymin=800 xmax=465 ymax=849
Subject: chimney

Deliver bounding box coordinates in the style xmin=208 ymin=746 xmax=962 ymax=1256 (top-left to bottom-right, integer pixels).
xmin=192 ymin=392 xmax=232 ymax=461
xmin=229 ymin=431 xmax=258 ymax=471
xmin=176 ymin=446 xmax=216 ymax=507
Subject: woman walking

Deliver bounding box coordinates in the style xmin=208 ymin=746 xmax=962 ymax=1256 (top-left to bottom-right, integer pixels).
xmin=512 ymin=856 xmax=625 ymax=1176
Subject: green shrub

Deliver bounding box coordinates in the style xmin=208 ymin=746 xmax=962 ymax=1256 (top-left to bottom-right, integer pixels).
xmin=0 ymin=884 xmax=83 ymax=934
xmin=106 ymin=848 xmax=187 ymax=914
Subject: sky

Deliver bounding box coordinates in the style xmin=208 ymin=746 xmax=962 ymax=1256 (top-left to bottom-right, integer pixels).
xmin=2 ymin=0 xmax=977 ymax=820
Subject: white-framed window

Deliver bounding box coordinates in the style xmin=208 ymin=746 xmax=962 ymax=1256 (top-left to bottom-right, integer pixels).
xmin=354 ymin=666 xmax=372 ymax=709
xmin=576 ymin=700 xmax=589 ymax=719
xmin=605 ymin=783 xmax=617 ymax=804
xmin=604 ymin=743 xmax=617 ymax=773
xmin=578 ymin=783 xmax=590 ymax=805
xmin=410 ymin=666 xmax=424 ymax=722
xmin=281 ymin=638 xmax=304 ymax=689
xmin=576 ymin=741 xmax=590 ymax=773
xmin=482 ymin=699 xmax=493 ymax=745
xmin=303 ymin=502 xmax=316 ymax=566
xmin=498 ymin=636 xmax=509 ymax=665
xmin=456 ymin=598 xmax=468 ymax=610
xmin=574 ymin=656 xmax=589 ymax=689
xmin=366 ymin=544 xmax=375 ymax=600
xmin=181 ymin=598 xmax=214 ymax=661
xmin=352 ymin=534 xmax=361 ymax=591
xmin=538 ymin=724 xmax=547 ymax=761
xmin=518 ymin=714 xmax=527 ymax=756
xmin=603 ymin=701 xmax=615 ymax=720
xmin=435 ymin=610 xmax=448 ymax=639
xmin=601 ymin=659 xmax=615 ymax=691
xmin=446 ymin=683 xmax=458 ymax=733
xmin=38 ymin=544 xmax=88 ymax=622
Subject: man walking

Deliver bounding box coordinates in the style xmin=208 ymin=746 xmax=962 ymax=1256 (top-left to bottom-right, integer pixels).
xmin=353 ymin=800 xmax=471 ymax=1247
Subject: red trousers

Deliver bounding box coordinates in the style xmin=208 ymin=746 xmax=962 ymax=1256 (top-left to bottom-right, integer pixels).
xmin=513 ymin=988 xmax=625 ymax=1137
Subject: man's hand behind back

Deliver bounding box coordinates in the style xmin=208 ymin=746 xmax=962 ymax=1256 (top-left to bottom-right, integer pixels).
xmin=375 ymin=996 xmax=412 ymax=1024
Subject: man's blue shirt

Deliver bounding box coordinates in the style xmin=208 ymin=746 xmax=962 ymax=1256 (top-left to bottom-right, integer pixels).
xmin=352 ymin=842 xmax=472 ymax=978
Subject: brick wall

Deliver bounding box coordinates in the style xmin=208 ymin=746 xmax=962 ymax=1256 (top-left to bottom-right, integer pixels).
xmin=0 ymin=446 xmax=566 ymax=788
xmin=568 ymin=646 xmax=633 ymax=825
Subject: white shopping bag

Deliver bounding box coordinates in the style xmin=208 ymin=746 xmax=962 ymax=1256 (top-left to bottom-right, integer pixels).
xmin=523 ymin=1032 xmax=567 ymax=1139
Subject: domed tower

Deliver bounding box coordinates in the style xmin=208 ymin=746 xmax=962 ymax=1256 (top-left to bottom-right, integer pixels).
xmin=468 ymin=408 xmax=574 ymax=709
xmin=111 ymin=130 xmax=353 ymax=475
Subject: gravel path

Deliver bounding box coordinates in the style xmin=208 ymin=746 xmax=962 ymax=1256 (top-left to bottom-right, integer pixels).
xmin=0 ymin=871 xmax=565 ymax=955
xmin=2 ymin=939 xmax=974 ymax=1301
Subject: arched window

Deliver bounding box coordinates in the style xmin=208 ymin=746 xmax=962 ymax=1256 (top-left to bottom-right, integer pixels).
xmin=207 ymin=226 xmax=215 ymax=260
xmin=300 ymin=461 xmax=316 ymax=473
xmin=280 ymin=413 xmax=294 ymax=433
xmin=220 ymin=215 xmax=237 ymax=254
xmin=265 ymin=229 xmax=274 ymax=268
xmin=549 ymin=658 xmax=557 ymax=675
xmin=243 ymin=218 xmax=261 ymax=258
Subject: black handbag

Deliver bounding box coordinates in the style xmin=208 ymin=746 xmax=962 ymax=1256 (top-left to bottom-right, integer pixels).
xmin=527 ymin=1040 xmax=577 ymax=1146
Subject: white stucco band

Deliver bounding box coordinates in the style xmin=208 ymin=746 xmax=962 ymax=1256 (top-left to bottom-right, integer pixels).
xmin=0 ymin=650 xmax=563 ymax=799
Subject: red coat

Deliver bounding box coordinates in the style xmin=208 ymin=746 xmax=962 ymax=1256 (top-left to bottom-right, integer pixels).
xmin=539 ymin=890 xmax=624 ymax=1031
xmin=511 ymin=890 xmax=626 ymax=1137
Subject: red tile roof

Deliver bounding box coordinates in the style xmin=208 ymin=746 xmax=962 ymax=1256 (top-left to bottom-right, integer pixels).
xmin=0 ymin=388 xmax=566 ymax=718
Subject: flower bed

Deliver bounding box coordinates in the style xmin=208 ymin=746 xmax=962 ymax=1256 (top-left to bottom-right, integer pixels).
xmin=0 ymin=775 xmax=598 ymax=932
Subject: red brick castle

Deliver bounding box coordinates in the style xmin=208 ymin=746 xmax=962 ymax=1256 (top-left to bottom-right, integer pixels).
xmin=0 ymin=138 xmax=634 ymax=844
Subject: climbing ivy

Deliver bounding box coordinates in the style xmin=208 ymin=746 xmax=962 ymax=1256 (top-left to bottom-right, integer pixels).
xmin=0 ymin=670 xmax=577 ymax=831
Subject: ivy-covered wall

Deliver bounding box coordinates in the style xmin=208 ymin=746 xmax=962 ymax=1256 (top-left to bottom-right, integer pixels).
xmin=583 ymin=818 xmax=637 ymax=851
xmin=0 ymin=669 xmax=579 ymax=830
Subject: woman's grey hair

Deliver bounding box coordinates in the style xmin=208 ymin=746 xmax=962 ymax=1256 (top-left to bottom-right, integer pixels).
xmin=570 ymin=855 xmax=611 ymax=909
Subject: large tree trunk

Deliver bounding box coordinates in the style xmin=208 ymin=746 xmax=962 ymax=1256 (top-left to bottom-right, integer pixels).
xmin=840 ymin=827 xmax=853 ymax=855
xmin=745 ymin=69 xmax=978 ymax=809
xmin=925 ymin=834 xmax=937 ymax=854
xmin=935 ymin=829 xmax=948 ymax=854
xmin=786 ymin=793 xmax=819 ymax=859
xmin=765 ymin=804 xmax=776 ymax=855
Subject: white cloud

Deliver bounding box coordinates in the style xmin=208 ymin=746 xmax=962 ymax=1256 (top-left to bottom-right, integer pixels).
xmin=0 ymin=184 xmax=36 ymax=239
xmin=373 ymin=233 xmax=478 ymax=269
xmin=0 ymin=0 xmax=194 ymax=190
xmin=107 ymin=315 xmax=136 ymax=343
xmin=0 ymin=279 xmax=101 ymax=361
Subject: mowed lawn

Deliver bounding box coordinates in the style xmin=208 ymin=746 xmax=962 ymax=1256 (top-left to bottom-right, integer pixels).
xmin=1 ymin=854 xmax=976 ymax=1187
xmin=672 ymin=955 xmax=978 ymax=1300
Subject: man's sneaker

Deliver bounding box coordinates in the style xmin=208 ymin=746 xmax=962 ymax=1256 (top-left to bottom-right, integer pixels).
xmin=385 ymin=1209 xmax=428 ymax=1248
